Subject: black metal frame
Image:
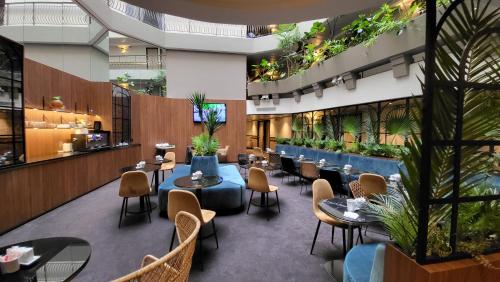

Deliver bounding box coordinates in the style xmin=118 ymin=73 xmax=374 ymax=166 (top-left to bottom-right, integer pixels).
xmin=0 ymin=35 xmax=25 ymax=169
xmin=111 ymin=84 xmax=131 ymax=145
xmin=416 ymin=0 xmax=500 ymax=264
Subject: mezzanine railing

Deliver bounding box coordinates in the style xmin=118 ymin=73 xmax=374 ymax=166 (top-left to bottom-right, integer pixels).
xmin=0 ymin=2 xmax=89 ymax=26
xmin=109 ymin=55 xmax=167 ymax=70
xmin=106 ymin=0 xmax=274 ymax=38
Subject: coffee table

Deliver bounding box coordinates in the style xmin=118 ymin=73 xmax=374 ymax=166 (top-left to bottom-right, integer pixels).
xmin=174 ymin=175 xmax=223 ymax=207
xmin=0 ymin=237 xmax=91 ymax=282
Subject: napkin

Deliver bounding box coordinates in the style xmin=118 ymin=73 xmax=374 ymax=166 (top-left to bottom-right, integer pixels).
xmin=343 ymin=211 xmax=359 ymax=219
xmin=281 ymin=151 xmax=286 ymax=155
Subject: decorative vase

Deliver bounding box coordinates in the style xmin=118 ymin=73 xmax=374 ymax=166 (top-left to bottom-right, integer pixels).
xmin=49 ymin=96 xmax=64 ymax=110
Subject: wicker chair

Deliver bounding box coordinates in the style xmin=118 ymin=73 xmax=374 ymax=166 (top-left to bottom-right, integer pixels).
xmin=349 ymin=180 xmax=365 ymax=198
xmin=112 ymin=211 xmax=200 ymax=282
xmin=267 ymin=152 xmax=282 ymax=176
xmin=300 ymin=161 xmax=320 ymax=194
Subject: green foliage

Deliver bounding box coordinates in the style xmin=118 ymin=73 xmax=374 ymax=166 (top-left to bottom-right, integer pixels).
xmin=275 ymin=136 xmax=290 ymax=145
xmin=322 ymin=39 xmax=347 ymax=58
xmin=291 ymin=116 xmax=304 ymax=138
xmin=361 ymin=143 xmax=408 ymax=159
xmin=385 ymin=108 xmax=416 ymax=143
xmin=251 ymin=58 xmax=280 ymax=82
xmin=116 ymin=73 xmax=134 ymax=87
xmin=303 ymin=137 xmax=314 ymax=148
xmin=342 ymin=116 xmax=362 ymax=141
xmin=290 ymin=137 xmax=304 ymax=146
xmin=324 ymin=138 xmax=344 ymax=152
xmin=204 ymin=108 xmax=223 ymax=139
xmin=192 ymin=133 xmax=219 ymax=156
xmin=312 ymin=118 xmax=324 ymax=140
xmin=188 ymin=91 xmax=206 ymax=127
xmin=303 ymin=21 xmax=326 ymax=40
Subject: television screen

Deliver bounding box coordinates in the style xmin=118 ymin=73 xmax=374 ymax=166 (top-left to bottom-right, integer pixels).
xmin=193 ymin=103 xmax=227 ymax=123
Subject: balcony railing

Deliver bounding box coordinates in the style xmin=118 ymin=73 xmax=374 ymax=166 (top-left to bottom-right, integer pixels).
xmin=106 ymin=0 xmax=273 ymax=38
xmin=0 ymin=2 xmax=90 ymax=26
xmin=109 ymin=55 xmax=167 ymax=70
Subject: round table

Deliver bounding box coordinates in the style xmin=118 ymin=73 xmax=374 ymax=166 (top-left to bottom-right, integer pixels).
xmin=120 ymin=163 xmax=160 ymax=213
xmin=0 ymin=237 xmax=91 ymax=282
xmin=174 ymin=175 xmax=223 ymax=207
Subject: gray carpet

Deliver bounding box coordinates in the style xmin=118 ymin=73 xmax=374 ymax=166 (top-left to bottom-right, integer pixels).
xmin=0 ymin=164 xmax=388 ymax=281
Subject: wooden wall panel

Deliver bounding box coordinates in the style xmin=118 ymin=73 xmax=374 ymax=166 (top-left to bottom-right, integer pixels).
xmin=131 ymin=95 xmax=246 ymax=163
xmin=0 ymin=146 xmax=141 ymax=234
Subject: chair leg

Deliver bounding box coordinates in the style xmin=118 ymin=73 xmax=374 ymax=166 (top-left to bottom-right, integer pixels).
xmin=146 ymin=195 xmax=152 ymax=223
xmin=118 ymin=197 xmax=126 ymax=228
xmin=331 ymin=226 xmax=335 ymax=244
xmin=266 ymin=192 xmax=270 ymax=221
xmin=212 ymin=219 xmax=219 ymax=249
xmin=124 ymin=198 xmax=129 ymax=215
xmin=150 ymin=173 xmax=155 ymax=189
xmin=275 ymin=191 xmax=280 ymax=213
xmin=342 ymin=229 xmax=347 ymax=256
xmin=310 ymin=220 xmax=321 ymax=255
xmin=199 ymin=225 xmax=204 ymax=271
xmin=358 ymin=227 xmax=364 ymax=244
xmin=246 ymin=190 xmax=254 ymax=214
xmin=169 ymin=227 xmax=176 ymax=251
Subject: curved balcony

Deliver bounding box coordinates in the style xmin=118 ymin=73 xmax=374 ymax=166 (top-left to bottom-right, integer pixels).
xmin=0 ymin=1 xmax=89 ymax=26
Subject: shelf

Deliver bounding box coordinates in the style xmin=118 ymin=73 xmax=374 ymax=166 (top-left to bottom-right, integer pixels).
xmin=24 ymin=107 xmax=100 ymax=116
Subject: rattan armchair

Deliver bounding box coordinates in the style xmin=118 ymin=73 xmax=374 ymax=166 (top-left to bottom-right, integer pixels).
xmin=112 ymin=211 xmax=200 ymax=282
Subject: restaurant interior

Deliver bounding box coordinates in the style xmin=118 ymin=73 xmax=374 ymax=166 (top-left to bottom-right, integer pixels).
xmin=0 ymin=0 xmax=498 ymax=281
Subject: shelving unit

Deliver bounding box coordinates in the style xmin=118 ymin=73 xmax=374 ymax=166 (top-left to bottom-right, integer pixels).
xmin=0 ymin=36 xmax=24 ymax=167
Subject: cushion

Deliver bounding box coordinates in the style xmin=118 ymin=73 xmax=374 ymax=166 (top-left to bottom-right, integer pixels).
xmin=343 ymin=243 xmax=380 ymax=282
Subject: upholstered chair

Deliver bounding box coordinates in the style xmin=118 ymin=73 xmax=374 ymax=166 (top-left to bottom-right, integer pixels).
xmin=118 ymin=171 xmax=152 ymax=228
xmin=112 ymin=211 xmax=200 ymax=282
xmin=300 ymin=161 xmax=320 ymax=194
xmin=168 ymin=190 xmax=218 ymax=270
xmin=216 ymin=145 xmax=230 ymax=163
xmin=246 ymin=167 xmax=280 ymax=220
xmin=160 ymin=152 xmax=176 ymax=181
xmin=359 ymin=173 xmax=387 ymax=198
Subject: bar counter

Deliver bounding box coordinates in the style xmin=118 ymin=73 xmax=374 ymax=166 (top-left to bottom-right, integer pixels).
xmin=0 ymin=144 xmax=142 ymax=234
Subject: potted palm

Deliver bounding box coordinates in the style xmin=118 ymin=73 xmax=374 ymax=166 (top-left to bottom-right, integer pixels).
xmin=190 ymin=107 xmax=224 ymax=176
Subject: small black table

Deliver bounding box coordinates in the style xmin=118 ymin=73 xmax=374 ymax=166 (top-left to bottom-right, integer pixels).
xmin=0 ymin=237 xmax=91 ymax=282
xmin=173 ymin=175 xmax=223 ymax=207
xmin=120 ymin=163 xmax=160 ymax=212
xmin=319 ymin=198 xmax=380 ymax=280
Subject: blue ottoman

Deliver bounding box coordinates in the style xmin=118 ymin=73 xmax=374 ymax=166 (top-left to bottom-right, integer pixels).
xmin=159 ymin=164 xmax=246 ymax=214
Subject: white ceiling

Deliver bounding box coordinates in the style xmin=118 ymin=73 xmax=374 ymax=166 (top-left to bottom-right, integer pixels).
xmin=121 ymin=0 xmax=390 ymax=25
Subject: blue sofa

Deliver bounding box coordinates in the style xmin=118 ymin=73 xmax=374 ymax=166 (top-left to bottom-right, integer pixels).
xmin=276 ymin=144 xmax=402 ymax=178
xmin=158 ymin=164 xmax=246 ymax=214
xmin=343 ymin=243 xmax=386 ymax=282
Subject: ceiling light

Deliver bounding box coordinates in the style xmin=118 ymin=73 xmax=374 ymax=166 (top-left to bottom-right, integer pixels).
xmin=118 ymin=45 xmax=129 ymax=54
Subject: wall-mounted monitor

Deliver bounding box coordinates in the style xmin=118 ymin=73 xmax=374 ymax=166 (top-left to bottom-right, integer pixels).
xmin=193 ymin=103 xmax=227 ymax=123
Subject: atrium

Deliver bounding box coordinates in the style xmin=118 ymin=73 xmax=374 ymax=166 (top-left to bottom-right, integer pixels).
xmin=0 ymin=0 xmax=498 ymax=281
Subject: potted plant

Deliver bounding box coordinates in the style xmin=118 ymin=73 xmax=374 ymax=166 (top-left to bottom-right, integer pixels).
xmin=188 ymin=91 xmax=206 ymax=130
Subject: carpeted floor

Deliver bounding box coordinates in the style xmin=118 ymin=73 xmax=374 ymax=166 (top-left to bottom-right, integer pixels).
xmin=0 ymin=164 xmax=388 ymax=282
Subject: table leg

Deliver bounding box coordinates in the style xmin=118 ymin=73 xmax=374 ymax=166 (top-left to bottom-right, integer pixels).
xmin=154 ymin=169 xmax=159 ymax=193
xmin=347 ymin=225 xmax=354 ymax=251
xmin=260 ymin=192 xmax=266 ymax=206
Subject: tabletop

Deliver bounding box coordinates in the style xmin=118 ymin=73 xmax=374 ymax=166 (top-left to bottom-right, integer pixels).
xmin=0 ymin=237 xmax=91 ymax=282
xmin=319 ymin=198 xmax=380 ymax=225
xmin=120 ymin=163 xmax=159 ymax=173
xmin=174 ymin=175 xmax=223 ymax=189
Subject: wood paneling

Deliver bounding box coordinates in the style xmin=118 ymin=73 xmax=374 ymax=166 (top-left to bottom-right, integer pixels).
xmin=23 ymin=59 xmax=113 ymax=160
xmin=0 ymin=146 xmax=141 ymax=234
xmin=131 ymin=95 xmax=246 ymax=163
xmin=384 ymin=243 xmax=500 ymax=282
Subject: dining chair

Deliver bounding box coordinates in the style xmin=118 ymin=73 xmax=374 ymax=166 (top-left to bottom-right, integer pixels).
xmin=310 ymin=179 xmax=364 ymax=256
xmin=216 ymin=145 xmax=230 ymax=163
xmin=359 ymin=173 xmax=387 ymax=198
xmin=112 ymin=211 xmax=200 ymax=282
xmin=281 ymin=156 xmax=299 ymax=183
xmin=349 ymin=180 xmax=365 ymax=198
xmin=247 ymin=167 xmax=280 ymax=220
xmin=267 ymin=152 xmax=282 ymax=176
xmin=253 ymin=147 xmax=264 ymax=159
xmin=300 ymin=161 xmax=320 ymax=194
xmin=237 ymin=153 xmax=250 ymax=176
xmin=160 ymin=152 xmax=176 ymax=181
xmin=168 ymin=190 xmax=218 ymax=271
xmin=118 ymin=171 xmax=152 ymax=228
xmin=320 ymin=169 xmax=349 ymax=197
